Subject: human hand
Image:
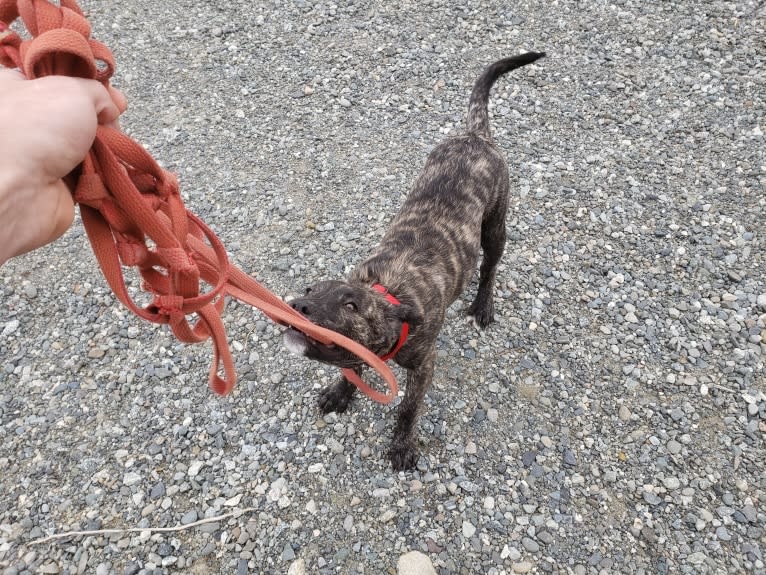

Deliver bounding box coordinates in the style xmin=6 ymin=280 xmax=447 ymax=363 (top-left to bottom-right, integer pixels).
xmin=0 ymin=69 xmax=125 ymax=265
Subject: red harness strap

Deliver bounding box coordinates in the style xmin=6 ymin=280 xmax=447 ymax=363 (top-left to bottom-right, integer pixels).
xmin=371 ymin=283 xmax=409 ymax=361
xmin=0 ymin=0 xmax=399 ymax=403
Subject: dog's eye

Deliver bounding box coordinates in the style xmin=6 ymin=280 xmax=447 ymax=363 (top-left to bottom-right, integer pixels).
xmin=344 ymin=302 xmax=358 ymax=312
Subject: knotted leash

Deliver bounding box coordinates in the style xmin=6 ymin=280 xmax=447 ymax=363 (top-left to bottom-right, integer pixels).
xmin=0 ymin=0 xmax=399 ymax=403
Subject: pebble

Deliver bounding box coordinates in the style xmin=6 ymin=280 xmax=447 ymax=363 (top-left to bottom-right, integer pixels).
xmin=397 ymin=551 xmax=437 ymax=575
xmin=180 ymin=510 xmax=198 ymax=525
xmin=662 ymin=477 xmax=681 ymax=490
xmin=462 ymin=521 xmax=476 ymax=538
xmin=287 ymin=559 xmax=306 ymax=575
xmin=123 ymin=472 xmax=142 ymax=486
xmin=618 ymin=405 xmax=631 ymax=421
xmin=282 ymin=543 xmax=296 ymax=561
xmin=521 ymin=537 xmax=540 ymax=553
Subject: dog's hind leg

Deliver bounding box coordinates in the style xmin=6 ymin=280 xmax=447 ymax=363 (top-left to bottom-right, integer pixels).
xmin=468 ymin=197 xmax=507 ymax=328
xmin=318 ymin=370 xmax=358 ymax=414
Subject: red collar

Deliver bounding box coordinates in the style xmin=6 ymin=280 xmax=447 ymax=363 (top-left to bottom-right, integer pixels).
xmin=372 ymin=284 xmax=409 ymax=361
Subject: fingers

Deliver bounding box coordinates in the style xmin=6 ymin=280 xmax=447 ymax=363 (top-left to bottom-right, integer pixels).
xmin=86 ymin=80 xmax=121 ymax=125
xmin=109 ymin=85 xmax=128 ymax=114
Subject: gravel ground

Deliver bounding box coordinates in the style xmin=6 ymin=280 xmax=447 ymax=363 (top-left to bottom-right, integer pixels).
xmin=1 ymin=0 xmax=764 ymax=574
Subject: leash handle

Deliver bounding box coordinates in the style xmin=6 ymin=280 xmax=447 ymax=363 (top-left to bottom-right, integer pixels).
xmin=0 ymin=0 xmax=399 ymax=403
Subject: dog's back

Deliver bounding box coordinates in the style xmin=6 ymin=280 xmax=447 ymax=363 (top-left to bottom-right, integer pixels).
xmin=354 ymin=52 xmax=545 ymax=314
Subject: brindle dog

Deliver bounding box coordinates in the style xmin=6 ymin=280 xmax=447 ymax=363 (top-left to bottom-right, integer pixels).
xmin=284 ymin=52 xmax=545 ymax=470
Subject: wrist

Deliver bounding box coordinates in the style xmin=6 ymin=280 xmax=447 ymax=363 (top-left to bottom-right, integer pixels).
xmin=0 ymin=165 xmax=32 ymax=265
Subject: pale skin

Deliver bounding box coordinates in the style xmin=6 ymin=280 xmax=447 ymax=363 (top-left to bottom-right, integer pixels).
xmin=0 ymin=69 xmax=125 ymax=266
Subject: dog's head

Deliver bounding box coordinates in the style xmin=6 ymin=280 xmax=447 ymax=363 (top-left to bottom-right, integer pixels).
xmin=283 ymin=280 xmax=421 ymax=368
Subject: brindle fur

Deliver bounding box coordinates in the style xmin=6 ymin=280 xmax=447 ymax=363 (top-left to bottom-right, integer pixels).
xmin=284 ymin=52 xmax=545 ymax=470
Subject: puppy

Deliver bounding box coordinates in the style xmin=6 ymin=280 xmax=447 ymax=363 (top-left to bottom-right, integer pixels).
xmin=284 ymin=52 xmax=545 ymax=470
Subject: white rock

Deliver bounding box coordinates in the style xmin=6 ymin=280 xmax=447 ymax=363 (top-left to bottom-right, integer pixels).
xmin=188 ymin=460 xmax=203 ymax=477
xmin=462 ymin=521 xmax=476 ymax=538
xmin=2 ymin=320 xmax=19 ymax=336
xmin=225 ymin=493 xmax=242 ymax=507
xmin=663 ymin=477 xmax=681 ymax=490
xmin=123 ymin=472 xmax=142 ymax=486
xmin=287 ymin=558 xmax=306 ymax=575
xmin=268 ymin=477 xmax=287 ymax=502
xmin=397 ymin=551 xmax=437 ymax=575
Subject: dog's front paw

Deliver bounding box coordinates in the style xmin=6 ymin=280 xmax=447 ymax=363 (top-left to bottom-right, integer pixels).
xmin=318 ymin=383 xmax=353 ymax=414
xmin=388 ymin=440 xmax=419 ymax=471
xmin=467 ymin=298 xmax=495 ymax=329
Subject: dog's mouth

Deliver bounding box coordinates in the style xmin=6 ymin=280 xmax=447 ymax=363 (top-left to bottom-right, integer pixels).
xmin=282 ymin=328 xmax=363 ymax=368
xmin=283 ymin=328 xmax=336 ymax=355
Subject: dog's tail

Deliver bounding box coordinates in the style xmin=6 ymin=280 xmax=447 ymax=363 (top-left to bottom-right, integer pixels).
xmin=466 ymin=51 xmax=545 ymax=137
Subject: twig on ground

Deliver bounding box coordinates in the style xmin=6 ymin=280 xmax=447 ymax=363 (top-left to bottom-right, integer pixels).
xmin=29 ymin=507 xmax=259 ymax=546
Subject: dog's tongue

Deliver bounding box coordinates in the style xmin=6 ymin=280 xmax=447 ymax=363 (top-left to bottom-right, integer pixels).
xmin=282 ymin=329 xmax=308 ymax=355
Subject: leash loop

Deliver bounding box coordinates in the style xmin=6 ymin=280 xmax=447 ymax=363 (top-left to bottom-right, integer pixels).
xmin=1 ymin=0 xmax=400 ymax=403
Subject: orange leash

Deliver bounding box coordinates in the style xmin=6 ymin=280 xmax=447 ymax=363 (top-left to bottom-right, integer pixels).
xmin=0 ymin=0 xmax=398 ymax=403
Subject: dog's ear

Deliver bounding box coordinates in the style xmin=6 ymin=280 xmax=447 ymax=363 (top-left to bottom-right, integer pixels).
xmin=387 ymin=302 xmax=422 ymax=327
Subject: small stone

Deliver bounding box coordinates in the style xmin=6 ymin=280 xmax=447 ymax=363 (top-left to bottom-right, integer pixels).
xmin=397 ymin=551 xmax=437 ymax=575
xmin=188 ymin=460 xmax=203 ymax=477
xmin=2 ymin=319 xmax=19 ymax=336
xmin=716 ymin=526 xmax=732 ymax=541
xmin=180 ymin=510 xmax=198 ymax=524
xmin=123 ymin=472 xmax=142 ymax=486
xmin=643 ymin=491 xmax=662 ymax=506
xmin=686 ymin=552 xmax=707 ymax=565
xmin=512 ymin=562 xmax=534 ymax=574
xmin=287 ymin=559 xmax=306 ymax=575
xmin=23 ymin=284 xmax=38 ymax=299
xmin=462 ymin=521 xmax=476 ymax=538
xmin=380 ymin=509 xmax=397 ymax=522
xmin=563 ymin=449 xmax=577 ymax=466
xmin=618 ymin=405 xmax=631 ymax=421
xmin=282 ymin=543 xmax=296 ymax=561
xmin=339 ymin=97 xmax=351 ymax=107
xmin=521 ymin=537 xmax=540 ymax=553
xmin=662 ymin=477 xmax=681 ymax=490
xmin=666 ymin=440 xmax=682 ymax=454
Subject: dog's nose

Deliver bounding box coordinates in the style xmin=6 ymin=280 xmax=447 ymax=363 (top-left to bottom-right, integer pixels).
xmin=290 ymin=298 xmax=312 ymax=316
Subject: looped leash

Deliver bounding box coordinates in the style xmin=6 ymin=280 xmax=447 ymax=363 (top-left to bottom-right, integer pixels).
xmin=1 ymin=0 xmax=399 ymax=403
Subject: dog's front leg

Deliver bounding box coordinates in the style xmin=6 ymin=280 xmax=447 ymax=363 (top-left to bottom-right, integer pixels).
xmin=389 ymin=345 xmax=436 ymax=471
xmin=318 ymin=369 xmax=359 ymax=414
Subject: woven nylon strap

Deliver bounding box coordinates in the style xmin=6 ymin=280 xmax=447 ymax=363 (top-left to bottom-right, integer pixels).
xmin=0 ymin=0 xmax=399 ymax=403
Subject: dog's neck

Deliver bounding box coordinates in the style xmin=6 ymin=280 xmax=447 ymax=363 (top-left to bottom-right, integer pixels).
xmin=370 ymin=283 xmax=410 ymax=360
